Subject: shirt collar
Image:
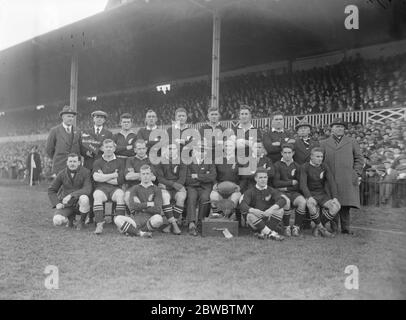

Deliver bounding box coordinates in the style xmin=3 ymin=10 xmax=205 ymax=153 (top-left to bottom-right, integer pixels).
xmin=146 ymin=125 xmax=158 ymax=130
xmin=140 ymin=182 xmax=154 ymax=188
xmin=94 ymin=125 xmax=103 ymax=131
xmin=119 ymin=129 xmax=135 ymax=136
xmin=225 ymin=153 xmax=235 ymax=161
xmin=207 ymin=122 xmax=220 ymax=128
xmin=272 ymin=127 xmax=284 ymax=133
xmin=102 ymin=154 xmax=116 ymax=162
xmin=309 ymin=160 xmax=320 ymax=167
xmin=174 ymin=122 xmax=188 ymax=130
xmin=281 ymin=158 xmax=294 ymax=166
xmin=62 ymin=123 xmax=72 ymax=130
xmin=135 ymin=154 xmax=148 ymax=160
xmin=238 ymin=123 xmax=254 ymax=130
xmin=255 ymin=184 xmax=268 ymax=191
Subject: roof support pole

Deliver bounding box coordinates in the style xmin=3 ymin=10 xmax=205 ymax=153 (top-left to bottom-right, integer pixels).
xmin=70 ymin=51 xmax=79 ymax=127
xmin=210 ymin=9 xmax=221 ymax=110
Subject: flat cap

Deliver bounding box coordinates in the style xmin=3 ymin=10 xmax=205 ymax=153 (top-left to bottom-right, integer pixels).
xmin=91 ymin=110 xmax=108 ymax=118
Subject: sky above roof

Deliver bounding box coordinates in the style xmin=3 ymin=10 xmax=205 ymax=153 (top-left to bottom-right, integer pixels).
xmin=0 ymin=0 xmax=108 ymax=51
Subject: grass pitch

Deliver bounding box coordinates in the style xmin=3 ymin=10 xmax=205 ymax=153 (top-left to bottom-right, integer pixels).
xmin=1 ymin=180 xmax=405 ymax=300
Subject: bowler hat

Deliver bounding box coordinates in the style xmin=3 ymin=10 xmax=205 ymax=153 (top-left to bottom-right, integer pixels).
xmin=330 ymin=117 xmax=347 ymax=128
xmin=91 ymin=110 xmax=108 ymax=118
xmin=295 ymin=119 xmax=312 ymax=130
xmin=59 ymin=105 xmax=77 ymax=117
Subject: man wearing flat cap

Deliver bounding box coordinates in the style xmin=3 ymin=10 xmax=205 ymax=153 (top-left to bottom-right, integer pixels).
xmin=46 ymin=106 xmax=81 ymax=176
xmin=293 ymin=120 xmax=320 ymax=165
xmin=320 ymin=117 xmax=363 ymax=234
xmin=80 ymin=110 xmax=113 ymax=171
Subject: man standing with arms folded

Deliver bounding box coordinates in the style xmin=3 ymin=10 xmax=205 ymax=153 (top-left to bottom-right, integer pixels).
xmin=320 ymin=118 xmax=363 ymax=235
xmin=113 ymin=113 xmax=137 ymax=165
xmin=262 ymin=111 xmax=295 ymax=163
xmin=199 ymin=107 xmax=227 ymax=161
xmin=136 ymin=109 xmax=160 ymax=153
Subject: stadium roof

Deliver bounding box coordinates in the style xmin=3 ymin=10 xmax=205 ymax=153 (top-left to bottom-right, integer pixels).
xmin=0 ymin=0 xmax=405 ymax=111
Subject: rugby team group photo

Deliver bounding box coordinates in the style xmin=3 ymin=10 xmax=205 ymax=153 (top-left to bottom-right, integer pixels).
xmin=1 ymin=0 xmax=405 ymax=301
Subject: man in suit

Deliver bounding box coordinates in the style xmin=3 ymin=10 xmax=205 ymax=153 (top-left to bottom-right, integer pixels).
xmin=262 ymin=111 xmax=295 ymax=163
xmin=320 ymin=118 xmax=364 ymax=235
xmin=46 ymin=106 xmax=81 ymax=176
xmin=293 ymin=120 xmax=320 ymax=165
xmin=48 ymin=153 xmax=92 ymax=230
xmin=80 ymin=110 xmax=113 ymax=171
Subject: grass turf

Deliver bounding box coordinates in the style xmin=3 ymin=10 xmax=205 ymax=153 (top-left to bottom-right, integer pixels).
xmin=0 ymin=181 xmax=405 ymax=300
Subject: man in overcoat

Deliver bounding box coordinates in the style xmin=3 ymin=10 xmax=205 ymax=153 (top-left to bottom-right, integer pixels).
xmin=320 ymin=118 xmax=364 ymax=234
xmin=46 ymin=106 xmax=81 ymax=176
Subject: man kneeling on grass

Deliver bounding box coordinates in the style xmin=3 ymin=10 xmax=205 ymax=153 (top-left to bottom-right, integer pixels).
xmin=239 ymin=168 xmax=290 ymax=241
xmin=127 ymin=164 xmax=163 ymax=236
xmin=48 ymin=153 xmax=92 ymax=229
xmin=300 ymin=147 xmax=341 ymax=237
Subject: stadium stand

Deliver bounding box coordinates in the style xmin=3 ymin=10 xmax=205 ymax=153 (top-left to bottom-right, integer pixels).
xmin=0 ymin=53 xmax=405 ymax=137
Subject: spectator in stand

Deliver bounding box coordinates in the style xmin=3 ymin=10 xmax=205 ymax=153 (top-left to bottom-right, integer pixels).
xmin=26 ymin=145 xmax=42 ymax=185
xmin=1 ymin=53 xmax=405 ymax=137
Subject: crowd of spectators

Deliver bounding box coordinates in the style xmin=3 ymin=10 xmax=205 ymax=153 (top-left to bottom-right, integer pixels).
xmin=0 ymin=140 xmax=53 ymax=182
xmin=0 ymin=53 xmax=405 ymax=137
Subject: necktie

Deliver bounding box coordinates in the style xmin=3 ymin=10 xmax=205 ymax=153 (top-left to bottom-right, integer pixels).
xmin=96 ymin=128 xmax=100 ymax=135
xmin=66 ymin=127 xmax=71 ymax=134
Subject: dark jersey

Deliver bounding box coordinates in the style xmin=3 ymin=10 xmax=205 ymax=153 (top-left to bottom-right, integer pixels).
xmin=92 ymin=156 xmax=125 ymax=190
xmin=300 ymin=162 xmax=338 ymax=199
xmin=125 ymin=155 xmax=156 ymax=187
xmin=128 ymin=183 xmax=163 ymax=215
xmin=155 ymin=161 xmax=187 ymax=190
xmin=273 ymin=160 xmax=301 ymax=192
xmin=240 ymin=185 xmax=287 ymax=214
xmin=262 ymin=130 xmax=294 ymax=163
xmin=113 ymin=131 xmax=137 ymax=158
xmin=215 ymin=157 xmax=240 ymax=184
xmin=185 ymin=161 xmax=216 ymax=187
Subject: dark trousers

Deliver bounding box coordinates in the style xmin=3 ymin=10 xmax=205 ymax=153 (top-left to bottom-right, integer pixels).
xmin=333 ymin=205 xmax=351 ymax=232
xmin=186 ymin=185 xmax=211 ymax=224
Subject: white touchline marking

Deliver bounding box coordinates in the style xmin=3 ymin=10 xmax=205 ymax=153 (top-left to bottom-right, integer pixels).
xmin=352 ymin=225 xmax=406 ymax=236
